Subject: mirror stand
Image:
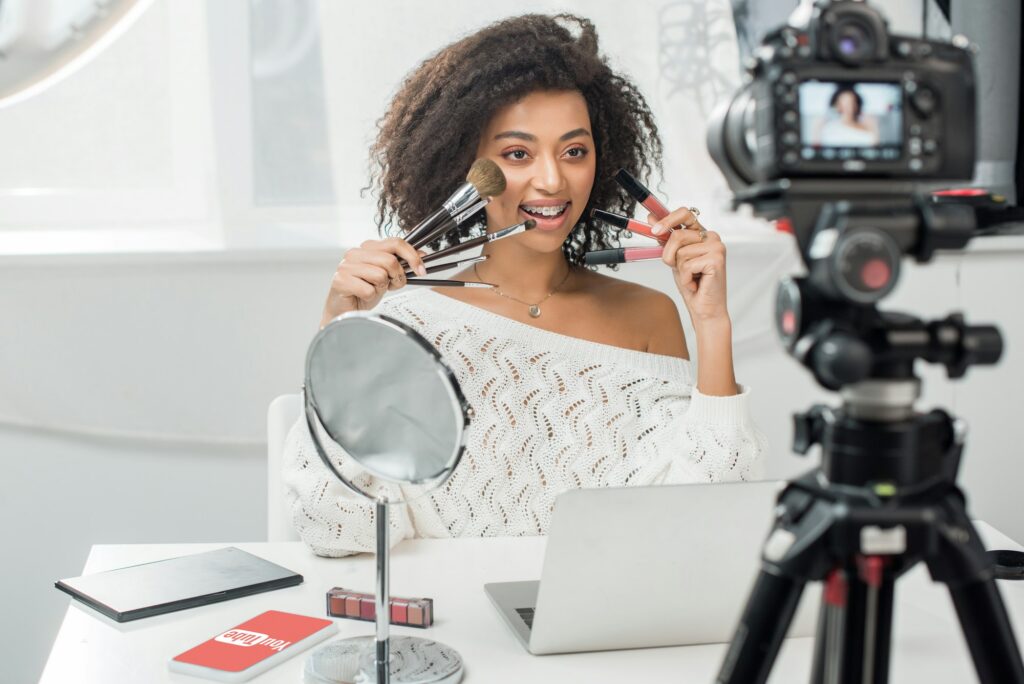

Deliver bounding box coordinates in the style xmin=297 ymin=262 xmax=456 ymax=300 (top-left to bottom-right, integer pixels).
xmin=301 ymin=313 xmax=470 ymax=684
xmin=303 ymin=493 xmax=464 ymax=684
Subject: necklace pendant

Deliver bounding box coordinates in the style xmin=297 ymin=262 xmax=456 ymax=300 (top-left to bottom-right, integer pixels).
xmin=528 ymin=305 xmax=541 ymax=318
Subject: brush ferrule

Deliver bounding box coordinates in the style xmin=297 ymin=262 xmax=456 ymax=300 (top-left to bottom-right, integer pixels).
xmin=442 ymin=182 xmax=481 ymax=215
xmin=454 ymin=198 xmax=488 ymax=224
xmin=490 ymin=220 xmax=530 ymax=240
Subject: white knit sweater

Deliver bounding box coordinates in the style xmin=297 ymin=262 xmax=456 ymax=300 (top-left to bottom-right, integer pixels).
xmin=283 ymin=288 xmax=767 ymax=557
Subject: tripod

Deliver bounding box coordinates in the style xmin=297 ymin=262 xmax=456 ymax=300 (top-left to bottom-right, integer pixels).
xmin=716 ymin=374 xmax=1024 ymax=683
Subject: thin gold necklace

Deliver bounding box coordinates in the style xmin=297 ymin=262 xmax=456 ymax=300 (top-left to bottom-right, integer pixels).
xmin=474 ymin=262 xmax=572 ymax=318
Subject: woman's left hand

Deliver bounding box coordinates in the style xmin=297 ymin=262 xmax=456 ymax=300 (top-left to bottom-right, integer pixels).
xmin=650 ymin=208 xmax=729 ymax=326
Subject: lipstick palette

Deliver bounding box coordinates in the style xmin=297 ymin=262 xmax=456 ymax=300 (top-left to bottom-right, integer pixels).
xmin=326 ymin=587 xmax=434 ymax=629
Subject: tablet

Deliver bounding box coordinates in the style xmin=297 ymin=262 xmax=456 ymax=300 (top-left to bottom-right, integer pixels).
xmin=55 ymin=546 xmax=303 ymax=622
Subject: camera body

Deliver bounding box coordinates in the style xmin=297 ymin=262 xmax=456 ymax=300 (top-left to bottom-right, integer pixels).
xmin=752 ymin=0 xmax=975 ymax=181
xmin=710 ymin=0 xmax=977 ymax=196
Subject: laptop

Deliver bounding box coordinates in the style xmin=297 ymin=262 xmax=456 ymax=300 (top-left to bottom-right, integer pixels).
xmin=484 ymin=481 xmax=818 ymax=655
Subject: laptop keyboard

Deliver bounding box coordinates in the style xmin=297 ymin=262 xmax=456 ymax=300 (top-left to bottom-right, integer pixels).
xmin=515 ymin=607 xmax=535 ymax=630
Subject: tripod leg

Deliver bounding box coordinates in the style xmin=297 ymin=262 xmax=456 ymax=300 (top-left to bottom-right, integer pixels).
xmin=925 ymin=495 xmax=1024 ymax=683
xmin=716 ymin=569 xmax=806 ymax=684
xmin=812 ymin=561 xmax=896 ymax=684
xmin=948 ymin=578 xmax=1024 ymax=684
xmin=858 ymin=561 xmax=895 ymax=684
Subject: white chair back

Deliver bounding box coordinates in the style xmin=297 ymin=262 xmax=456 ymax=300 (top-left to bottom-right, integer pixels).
xmin=267 ymin=393 xmax=302 ymax=542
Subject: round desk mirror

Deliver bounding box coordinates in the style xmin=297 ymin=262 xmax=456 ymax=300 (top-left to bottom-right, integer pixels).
xmin=302 ymin=312 xmax=469 ymax=684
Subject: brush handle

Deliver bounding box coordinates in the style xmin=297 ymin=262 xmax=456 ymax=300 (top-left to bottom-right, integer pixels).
xmin=418 ymin=234 xmax=488 ymax=265
xmin=404 ymin=206 xmax=452 ymax=246
xmin=405 ymin=278 xmax=493 ymax=287
xmin=405 ymin=255 xmax=486 ymax=278
xmin=400 ymin=221 xmax=526 ymax=270
xmin=411 ymin=199 xmax=488 ymax=250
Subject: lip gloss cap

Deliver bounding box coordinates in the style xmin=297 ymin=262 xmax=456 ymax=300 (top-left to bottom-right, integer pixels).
xmin=583 ymin=248 xmax=625 ymax=266
xmin=590 ymin=208 xmax=630 ymax=230
xmin=614 ymin=168 xmax=651 ymax=203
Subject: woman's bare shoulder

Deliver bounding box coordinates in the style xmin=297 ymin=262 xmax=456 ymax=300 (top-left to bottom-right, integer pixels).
xmin=576 ymin=268 xmax=669 ymax=305
xmin=575 ymin=269 xmax=689 ymax=358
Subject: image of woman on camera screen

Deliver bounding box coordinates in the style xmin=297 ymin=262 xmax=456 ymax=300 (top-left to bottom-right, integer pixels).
xmin=810 ymin=84 xmax=881 ymax=147
xmin=282 ymin=14 xmax=766 ymax=557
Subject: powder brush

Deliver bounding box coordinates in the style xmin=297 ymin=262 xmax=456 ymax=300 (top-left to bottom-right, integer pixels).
xmin=405 ymin=158 xmax=507 ymax=248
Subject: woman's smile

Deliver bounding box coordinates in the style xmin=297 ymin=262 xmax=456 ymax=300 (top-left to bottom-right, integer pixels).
xmin=519 ymin=199 xmax=572 ymax=231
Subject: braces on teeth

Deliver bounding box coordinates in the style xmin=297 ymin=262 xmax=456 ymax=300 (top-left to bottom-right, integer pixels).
xmin=523 ymin=205 xmax=567 ymax=217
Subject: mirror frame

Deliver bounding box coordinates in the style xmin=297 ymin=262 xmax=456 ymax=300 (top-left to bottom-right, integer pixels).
xmin=302 ymin=311 xmax=472 ymax=501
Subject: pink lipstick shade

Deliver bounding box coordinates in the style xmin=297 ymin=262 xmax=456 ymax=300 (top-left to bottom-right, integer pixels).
xmin=591 ymin=209 xmax=665 ymax=243
xmin=326 ymin=587 xmax=433 ymax=629
xmin=614 ymin=169 xmax=672 ymax=221
xmin=583 ymin=246 xmax=664 ymax=266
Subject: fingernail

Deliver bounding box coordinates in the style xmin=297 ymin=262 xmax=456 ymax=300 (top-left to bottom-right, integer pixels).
xmin=651 ymin=223 xmax=665 ymax=235
xmin=416 ymin=265 xmax=427 ymax=277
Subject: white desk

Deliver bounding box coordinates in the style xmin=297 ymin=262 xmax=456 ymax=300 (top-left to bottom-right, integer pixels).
xmin=43 ymin=523 xmax=1024 ymax=683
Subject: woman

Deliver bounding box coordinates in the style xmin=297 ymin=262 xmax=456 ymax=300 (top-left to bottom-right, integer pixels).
xmin=284 ymin=14 xmax=766 ymax=556
xmin=813 ymin=85 xmax=880 ymax=147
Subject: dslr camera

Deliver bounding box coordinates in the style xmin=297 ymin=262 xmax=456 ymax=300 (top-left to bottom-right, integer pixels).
xmin=711 ymin=0 xmax=975 ymax=187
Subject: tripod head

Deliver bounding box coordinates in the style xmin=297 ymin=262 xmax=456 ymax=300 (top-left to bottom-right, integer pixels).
xmin=771 ymin=190 xmax=1004 ymax=489
xmin=772 ymin=191 xmax=1003 ymax=396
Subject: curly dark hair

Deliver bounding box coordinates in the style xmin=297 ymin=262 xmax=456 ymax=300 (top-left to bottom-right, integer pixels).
xmin=368 ymin=13 xmax=663 ymax=266
xmin=830 ymin=84 xmax=864 ymax=119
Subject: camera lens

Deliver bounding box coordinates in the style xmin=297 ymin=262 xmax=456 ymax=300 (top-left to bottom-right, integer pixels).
xmin=838 ymin=34 xmax=860 ymax=56
xmin=832 ymin=20 xmax=875 ymax=63
xmin=706 ymin=85 xmax=760 ymax=186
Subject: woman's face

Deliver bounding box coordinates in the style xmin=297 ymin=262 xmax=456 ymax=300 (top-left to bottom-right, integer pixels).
xmin=476 ymin=90 xmax=596 ymax=252
xmin=834 ymin=91 xmax=859 ymax=119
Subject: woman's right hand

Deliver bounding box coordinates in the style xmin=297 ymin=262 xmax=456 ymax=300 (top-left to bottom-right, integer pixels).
xmin=320 ymin=237 xmax=428 ymax=328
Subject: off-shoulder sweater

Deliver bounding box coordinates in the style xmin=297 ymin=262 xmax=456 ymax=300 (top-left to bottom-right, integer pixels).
xmin=283 ymin=288 xmax=767 ymax=556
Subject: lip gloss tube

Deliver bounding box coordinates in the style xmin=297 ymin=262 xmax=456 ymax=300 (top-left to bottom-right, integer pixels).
xmin=614 ymin=168 xmax=671 ymax=220
xmin=591 ymin=208 xmax=666 ymax=243
xmin=583 ymin=246 xmax=664 ymax=266
xmin=326 ymin=587 xmax=433 ymax=629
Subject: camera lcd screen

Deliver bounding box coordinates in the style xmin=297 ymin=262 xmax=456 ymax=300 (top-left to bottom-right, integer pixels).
xmin=798 ymin=81 xmax=902 ymax=161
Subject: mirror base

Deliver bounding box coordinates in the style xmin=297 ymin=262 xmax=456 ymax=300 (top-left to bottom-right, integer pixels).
xmin=304 ymin=635 xmax=464 ymax=684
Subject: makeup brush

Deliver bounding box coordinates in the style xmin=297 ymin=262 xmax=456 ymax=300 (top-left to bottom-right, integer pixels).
xmin=405 ymin=279 xmax=494 ymax=288
xmin=404 ymin=159 xmax=507 ymax=247
xmin=417 ymin=219 xmax=535 ymax=266
xmin=410 ymin=197 xmax=489 ymax=250
xmin=404 ymin=254 xmax=488 ymax=279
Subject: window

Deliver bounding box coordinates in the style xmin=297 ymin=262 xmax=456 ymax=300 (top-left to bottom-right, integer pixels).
xmin=0 ymin=0 xmax=217 ymax=252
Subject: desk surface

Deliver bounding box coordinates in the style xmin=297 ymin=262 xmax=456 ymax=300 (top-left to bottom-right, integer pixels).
xmin=43 ymin=523 xmax=1024 ymax=683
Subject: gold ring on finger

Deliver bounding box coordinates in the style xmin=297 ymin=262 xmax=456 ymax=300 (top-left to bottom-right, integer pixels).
xmin=698 ymin=227 xmax=708 ymax=242
xmin=688 ymin=206 xmax=701 ymax=217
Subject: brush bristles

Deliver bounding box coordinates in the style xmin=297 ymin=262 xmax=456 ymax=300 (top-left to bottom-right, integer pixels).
xmin=524 ymin=219 xmax=536 ymax=230
xmin=467 ymin=158 xmax=506 ymax=198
